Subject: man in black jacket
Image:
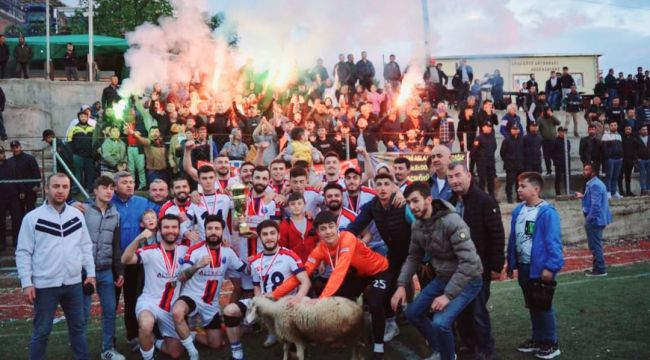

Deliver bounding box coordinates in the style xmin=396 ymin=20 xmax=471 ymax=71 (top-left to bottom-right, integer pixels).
xmin=579 ymin=124 xmax=602 ymax=175
xmin=0 ymin=85 xmax=6 ymax=141
xmin=0 ymin=35 xmax=9 ymax=79
xmin=0 ymin=145 xmax=21 ymax=250
xmin=355 ymin=51 xmax=375 ymax=90
xmin=448 ymin=161 xmax=505 ymax=360
xmin=471 ymin=123 xmax=497 ymax=197
xmin=551 ymin=127 xmax=571 ymax=195
xmin=346 ymin=173 xmax=411 ymax=343
xmin=7 ymin=140 xmax=40 ymax=238
xmin=500 ymin=124 xmax=525 ymax=203
xmin=523 ymin=122 xmax=543 ymax=173
xmin=618 ymin=125 xmax=636 ymax=196
xmin=633 ymin=125 xmax=650 ymax=195
xmin=565 ymin=85 xmax=582 ymax=137
xmin=101 ymin=75 xmax=121 ymax=110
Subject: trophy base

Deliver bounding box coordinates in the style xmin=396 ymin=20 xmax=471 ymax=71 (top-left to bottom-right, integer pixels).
xmin=238 ymin=222 xmax=253 ymax=237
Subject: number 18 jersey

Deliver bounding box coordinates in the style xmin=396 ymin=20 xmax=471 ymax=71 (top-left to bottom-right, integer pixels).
xmin=249 ymin=247 xmax=304 ymax=295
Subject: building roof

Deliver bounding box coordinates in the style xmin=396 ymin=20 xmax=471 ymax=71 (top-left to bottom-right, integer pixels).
xmin=18 ymin=0 xmax=67 ymax=7
xmin=434 ymin=53 xmax=602 ymax=60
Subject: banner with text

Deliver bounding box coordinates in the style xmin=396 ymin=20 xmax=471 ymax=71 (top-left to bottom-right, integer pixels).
xmin=369 ymin=152 xmax=468 ymax=182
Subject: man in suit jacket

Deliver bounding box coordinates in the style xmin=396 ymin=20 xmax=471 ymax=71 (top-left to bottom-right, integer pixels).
xmin=576 ymin=163 xmax=612 ymax=277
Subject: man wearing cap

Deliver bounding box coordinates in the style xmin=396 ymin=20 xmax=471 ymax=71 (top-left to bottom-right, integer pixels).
xmin=67 ymin=111 xmax=97 ymax=193
xmin=42 ymin=129 xmax=74 ymax=173
xmin=551 ymin=127 xmax=571 ymax=195
xmin=0 ymin=145 xmax=21 ymax=250
xmin=579 ymin=124 xmax=602 ymax=175
xmin=7 ymin=140 xmax=41 ymax=226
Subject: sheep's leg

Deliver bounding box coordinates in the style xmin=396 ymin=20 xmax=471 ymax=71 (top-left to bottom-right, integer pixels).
xmin=295 ymin=342 xmax=305 ymax=360
xmin=282 ymin=342 xmax=290 ymax=360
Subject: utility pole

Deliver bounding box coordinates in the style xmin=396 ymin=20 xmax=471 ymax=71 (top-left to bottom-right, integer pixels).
xmin=420 ymin=0 xmax=432 ymax=62
xmin=88 ymin=0 xmax=94 ymax=82
xmin=45 ymin=0 xmax=50 ymax=80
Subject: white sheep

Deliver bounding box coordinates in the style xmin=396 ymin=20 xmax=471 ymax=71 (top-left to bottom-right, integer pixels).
xmin=245 ymin=296 xmax=365 ymax=360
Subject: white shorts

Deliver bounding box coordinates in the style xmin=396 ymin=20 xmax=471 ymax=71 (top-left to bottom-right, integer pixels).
xmin=135 ymin=298 xmax=179 ymax=339
xmin=177 ymin=295 xmax=221 ymax=329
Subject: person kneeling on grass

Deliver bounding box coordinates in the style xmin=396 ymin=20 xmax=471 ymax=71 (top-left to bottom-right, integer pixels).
xmin=506 ymin=172 xmax=564 ymax=359
xmin=172 ymin=214 xmax=248 ymax=360
xmin=222 ymin=220 xmax=310 ymax=360
xmin=391 ymin=181 xmax=483 ymax=360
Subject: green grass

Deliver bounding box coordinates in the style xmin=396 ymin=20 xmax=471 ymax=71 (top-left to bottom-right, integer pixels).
xmin=1 ymin=263 xmax=649 ymax=359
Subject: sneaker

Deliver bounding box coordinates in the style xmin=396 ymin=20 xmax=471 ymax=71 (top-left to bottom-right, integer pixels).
xmin=613 ymin=192 xmax=623 ymax=199
xmin=263 ymin=333 xmax=278 ymax=347
xmin=535 ymin=342 xmax=561 ymax=359
xmin=383 ymin=320 xmax=400 ymax=342
xmin=584 ymin=269 xmax=608 ymax=277
xmin=101 ymin=349 xmax=126 ymax=360
xmin=516 ymin=339 xmax=540 ymax=353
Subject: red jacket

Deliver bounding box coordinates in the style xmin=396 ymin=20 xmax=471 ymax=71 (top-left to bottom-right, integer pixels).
xmin=279 ymin=217 xmax=319 ymax=263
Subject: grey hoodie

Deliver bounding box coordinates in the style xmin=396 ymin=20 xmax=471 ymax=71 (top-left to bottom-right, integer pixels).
xmin=397 ymin=199 xmax=483 ymax=299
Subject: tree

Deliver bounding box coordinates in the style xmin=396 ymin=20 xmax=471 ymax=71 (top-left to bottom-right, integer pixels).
xmin=207 ymin=12 xmax=239 ymax=47
xmin=81 ymin=0 xmax=173 ymax=38
xmin=65 ymin=9 xmax=89 ymax=35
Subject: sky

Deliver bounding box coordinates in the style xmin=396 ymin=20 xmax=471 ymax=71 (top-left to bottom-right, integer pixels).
xmin=63 ymin=0 xmax=649 ymax=74
xmin=206 ymin=0 xmax=650 ymax=74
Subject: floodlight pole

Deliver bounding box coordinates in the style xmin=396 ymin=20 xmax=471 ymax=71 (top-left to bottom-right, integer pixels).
xmin=88 ymin=0 xmax=94 ymax=82
xmin=421 ymin=0 xmax=432 ymax=62
xmin=45 ymin=0 xmax=50 ymax=80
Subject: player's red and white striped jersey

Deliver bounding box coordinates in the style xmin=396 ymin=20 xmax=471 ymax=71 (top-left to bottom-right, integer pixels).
xmin=159 ymin=200 xmax=193 ymax=236
xmin=336 ymin=208 xmax=357 ymax=231
xmin=321 ymin=175 xmax=346 ymax=190
xmin=136 ymin=244 xmax=189 ymax=312
xmin=250 ymin=247 xmax=304 ymax=295
xmin=399 ymin=180 xmax=412 ymax=193
xmin=342 ymin=187 xmax=377 ymax=213
xmin=180 ymin=242 xmax=246 ymax=305
xmin=187 ymin=193 xmax=233 ymax=241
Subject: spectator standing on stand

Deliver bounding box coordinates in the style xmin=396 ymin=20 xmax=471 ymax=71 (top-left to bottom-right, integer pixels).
xmin=8 ymin=140 xmax=41 ymax=227
xmin=523 ymin=122 xmax=543 ymax=173
xmin=0 ymin=85 xmax=6 ymax=141
xmin=0 ymin=35 xmax=9 ymax=78
xmin=13 ymin=35 xmax=32 ymax=79
xmin=579 ymin=124 xmax=602 ymax=175
xmin=565 ymin=85 xmax=582 ymax=137
xmin=0 ymin=145 xmax=21 ymax=251
xmin=601 ymin=121 xmax=624 ymax=198
xmin=64 ymin=42 xmax=79 ymax=81
xmin=551 ymin=127 xmax=571 ymax=196
xmin=538 ymin=107 xmax=561 ymax=176
xmin=501 ymin=124 xmax=525 ymax=203
xmin=633 ymin=125 xmax=650 ymax=195
xmin=356 ymin=51 xmax=375 ymax=91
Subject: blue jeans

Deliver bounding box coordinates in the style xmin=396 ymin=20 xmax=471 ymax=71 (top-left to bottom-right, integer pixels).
xmin=517 ymin=263 xmax=558 ymax=343
xmin=405 ymin=277 xmax=482 ymax=360
xmin=548 ymin=90 xmax=560 ymax=110
xmin=457 ymin=280 xmax=495 ymax=356
xmin=83 ymin=269 xmax=117 ymax=352
xmin=585 ymin=223 xmax=607 ymax=273
xmin=638 ymin=159 xmax=650 ymax=191
xmin=30 ymin=283 xmax=89 ymax=360
xmin=605 ymin=158 xmax=623 ymax=195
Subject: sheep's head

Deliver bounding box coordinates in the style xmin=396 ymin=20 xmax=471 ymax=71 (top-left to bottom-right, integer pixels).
xmin=244 ymin=298 xmax=259 ymax=324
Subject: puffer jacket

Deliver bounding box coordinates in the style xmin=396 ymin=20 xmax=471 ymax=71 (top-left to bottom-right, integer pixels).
xmin=397 ymin=199 xmax=483 ymax=299
xmin=83 ymin=202 xmax=123 ymax=277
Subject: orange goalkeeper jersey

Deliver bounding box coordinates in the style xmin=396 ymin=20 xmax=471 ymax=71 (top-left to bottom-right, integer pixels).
xmin=272 ymin=231 xmax=388 ymax=299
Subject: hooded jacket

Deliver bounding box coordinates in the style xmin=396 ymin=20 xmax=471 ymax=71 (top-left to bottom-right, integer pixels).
xmin=397 ymin=199 xmax=483 ymax=299
xmin=507 ymin=202 xmax=564 ymax=278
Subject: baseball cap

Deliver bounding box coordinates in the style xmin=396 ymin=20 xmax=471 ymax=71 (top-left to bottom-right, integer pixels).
xmin=42 ymin=129 xmax=55 ymax=141
xmin=557 ymin=126 xmax=566 ymax=132
xmin=344 ymin=167 xmax=361 ymax=176
xmin=81 ymin=104 xmax=91 ymax=111
xmin=9 ymin=140 xmax=21 ymax=147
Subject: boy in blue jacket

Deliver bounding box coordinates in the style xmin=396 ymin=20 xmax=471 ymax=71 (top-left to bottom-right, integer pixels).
xmin=507 ymin=172 xmax=564 ymax=359
xmin=575 ymin=163 xmax=612 ymax=277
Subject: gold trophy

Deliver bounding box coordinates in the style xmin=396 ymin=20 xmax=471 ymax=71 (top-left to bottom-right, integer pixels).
xmin=229 ymin=183 xmax=252 ymax=236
